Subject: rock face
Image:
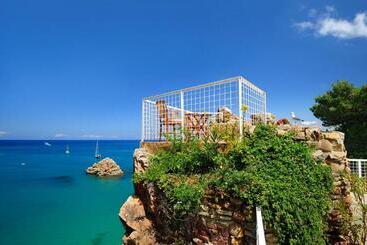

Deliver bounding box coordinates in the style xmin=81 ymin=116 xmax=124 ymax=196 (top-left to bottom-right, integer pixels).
xmin=86 ymin=158 xmax=124 ymax=177
xmin=120 ymin=125 xmax=352 ymax=244
xmin=119 ymin=196 xmax=157 ymax=245
xmin=122 ymin=148 xmax=274 ymax=244
xmin=120 ymin=149 xmax=159 ymax=244
xmin=251 ymin=112 xmax=276 ymax=124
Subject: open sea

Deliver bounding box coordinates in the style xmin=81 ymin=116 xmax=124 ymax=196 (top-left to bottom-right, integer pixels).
xmin=0 ymin=140 xmax=138 ymax=245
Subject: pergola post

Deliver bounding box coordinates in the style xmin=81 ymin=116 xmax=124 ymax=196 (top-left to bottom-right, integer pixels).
xmin=181 ymin=91 xmax=185 ymax=140
xmin=141 ymin=100 xmax=145 ymax=142
xmin=264 ymin=92 xmax=267 ymax=124
xmin=239 ymin=79 xmax=243 ymax=137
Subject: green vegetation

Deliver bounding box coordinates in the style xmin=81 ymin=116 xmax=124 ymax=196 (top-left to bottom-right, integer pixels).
xmin=134 ymin=124 xmax=334 ymax=244
xmin=339 ymin=173 xmax=367 ymax=244
xmin=311 ymin=80 xmax=367 ymax=158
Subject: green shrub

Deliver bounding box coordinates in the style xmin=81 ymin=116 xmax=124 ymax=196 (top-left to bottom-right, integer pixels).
xmin=339 ymin=173 xmax=367 ymax=244
xmin=134 ymin=124 xmax=334 ymax=244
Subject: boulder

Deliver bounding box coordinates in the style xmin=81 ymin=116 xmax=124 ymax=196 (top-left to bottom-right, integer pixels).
xmin=305 ymin=127 xmax=321 ymax=141
xmin=317 ymin=139 xmax=333 ymax=152
xmin=86 ymin=158 xmax=124 ymax=177
xmin=312 ymin=150 xmax=325 ymax=161
xmin=327 ymin=151 xmax=347 ymax=161
xmin=323 ymin=131 xmax=344 ymax=141
xmin=276 ymin=118 xmax=290 ymax=126
xmin=123 ymin=230 xmax=156 ymax=245
xmin=120 ymin=196 xmax=153 ymax=232
xmin=251 ymin=112 xmax=276 ymax=124
xmin=133 ymin=148 xmax=151 ymax=173
xmin=120 ymin=196 xmax=157 ymax=244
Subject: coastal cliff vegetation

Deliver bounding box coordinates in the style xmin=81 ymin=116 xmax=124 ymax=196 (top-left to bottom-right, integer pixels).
xmin=134 ymin=124 xmax=334 ymax=244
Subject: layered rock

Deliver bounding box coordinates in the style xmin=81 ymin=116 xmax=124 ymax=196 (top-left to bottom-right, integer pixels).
xmin=119 ymin=196 xmax=157 ymax=244
xmin=120 ymin=149 xmax=159 ymax=244
xmin=86 ymin=157 xmax=124 ymax=177
xmin=193 ymin=189 xmax=258 ymax=245
xmin=251 ymin=112 xmax=276 ymax=124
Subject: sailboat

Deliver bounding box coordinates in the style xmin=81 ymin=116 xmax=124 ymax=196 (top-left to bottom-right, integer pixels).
xmin=65 ymin=145 xmax=70 ymax=154
xmin=95 ymin=140 xmax=101 ymax=159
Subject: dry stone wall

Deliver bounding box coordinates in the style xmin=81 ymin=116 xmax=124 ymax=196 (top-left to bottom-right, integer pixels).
xmin=120 ymin=125 xmax=351 ymax=245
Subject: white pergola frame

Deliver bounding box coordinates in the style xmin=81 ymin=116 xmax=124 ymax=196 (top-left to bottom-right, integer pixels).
xmin=142 ymin=76 xmax=267 ymax=142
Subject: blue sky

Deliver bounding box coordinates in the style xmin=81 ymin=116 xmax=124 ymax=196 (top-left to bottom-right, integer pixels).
xmin=0 ymin=0 xmax=366 ymax=139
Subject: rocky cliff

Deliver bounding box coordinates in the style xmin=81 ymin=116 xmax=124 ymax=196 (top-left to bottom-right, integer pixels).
xmin=119 ymin=125 xmax=351 ymax=245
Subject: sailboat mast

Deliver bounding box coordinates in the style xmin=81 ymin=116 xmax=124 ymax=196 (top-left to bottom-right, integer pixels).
xmin=95 ymin=140 xmax=101 ymax=158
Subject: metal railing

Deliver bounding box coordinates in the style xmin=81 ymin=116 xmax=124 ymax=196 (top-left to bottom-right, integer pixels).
xmin=142 ymin=76 xmax=267 ymax=141
xmin=348 ymin=159 xmax=367 ymax=178
xmin=256 ymin=206 xmax=267 ymax=245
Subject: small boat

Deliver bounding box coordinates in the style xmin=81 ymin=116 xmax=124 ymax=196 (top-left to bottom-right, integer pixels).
xmin=95 ymin=140 xmax=101 ymax=159
xmin=65 ymin=145 xmax=70 ymax=154
xmin=44 ymin=142 xmax=52 ymax=147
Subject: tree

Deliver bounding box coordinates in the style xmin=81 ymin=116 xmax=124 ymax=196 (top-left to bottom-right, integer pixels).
xmin=310 ymin=80 xmax=367 ymax=158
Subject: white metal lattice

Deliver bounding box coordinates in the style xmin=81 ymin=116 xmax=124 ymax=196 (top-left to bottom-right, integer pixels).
xmin=348 ymin=159 xmax=367 ymax=178
xmin=142 ymin=76 xmax=266 ymax=141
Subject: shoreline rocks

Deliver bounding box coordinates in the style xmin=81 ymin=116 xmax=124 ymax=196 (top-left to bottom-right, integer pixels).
xmin=119 ymin=196 xmax=157 ymax=245
xmin=86 ymin=157 xmax=124 ymax=177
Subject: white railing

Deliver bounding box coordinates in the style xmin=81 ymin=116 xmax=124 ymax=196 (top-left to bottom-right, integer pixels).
xmin=348 ymin=159 xmax=367 ymax=178
xmin=256 ymin=206 xmax=266 ymax=245
xmin=142 ymin=76 xmax=267 ymax=141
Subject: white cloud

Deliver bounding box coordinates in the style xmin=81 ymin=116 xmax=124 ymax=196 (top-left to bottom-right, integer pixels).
xmin=295 ymin=7 xmax=367 ymax=39
xmin=82 ymin=134 xmax=102 ymax=138
xmin=54 ymin=133 xmax=67 ymax=138
xmin=0 ymin=131 xmax=8 ymax=137
xmin=294 ymin=21 xmax=314 ymax=30
xmin=318 ymin=13 xmax=367 ymax=39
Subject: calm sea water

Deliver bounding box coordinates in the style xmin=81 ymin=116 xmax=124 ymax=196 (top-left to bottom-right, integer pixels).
xmin=0 ymin=140 xmax=138 ymax=245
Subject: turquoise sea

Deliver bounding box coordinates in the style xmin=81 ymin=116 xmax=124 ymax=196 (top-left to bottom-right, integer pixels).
xmin=0 ymin=140 xmax=138 ymax=245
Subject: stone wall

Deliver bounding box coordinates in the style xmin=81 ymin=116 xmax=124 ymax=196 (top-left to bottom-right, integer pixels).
xmin=120 ymin=125 xmax=351 ymax=244
xmin=121 ymin=147 xmax=261 ymax=244
xmin=192 ymin=189 xmax=275 ymax=245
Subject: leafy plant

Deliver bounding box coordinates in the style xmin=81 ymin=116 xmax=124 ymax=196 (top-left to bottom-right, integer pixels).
xmin=134 ymin=124 xmax=334 ymax=244
xmin=339 ymin=173 xmax=367 ymax=244
xmin=241 ymin=104 xmax=249 ymax=112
